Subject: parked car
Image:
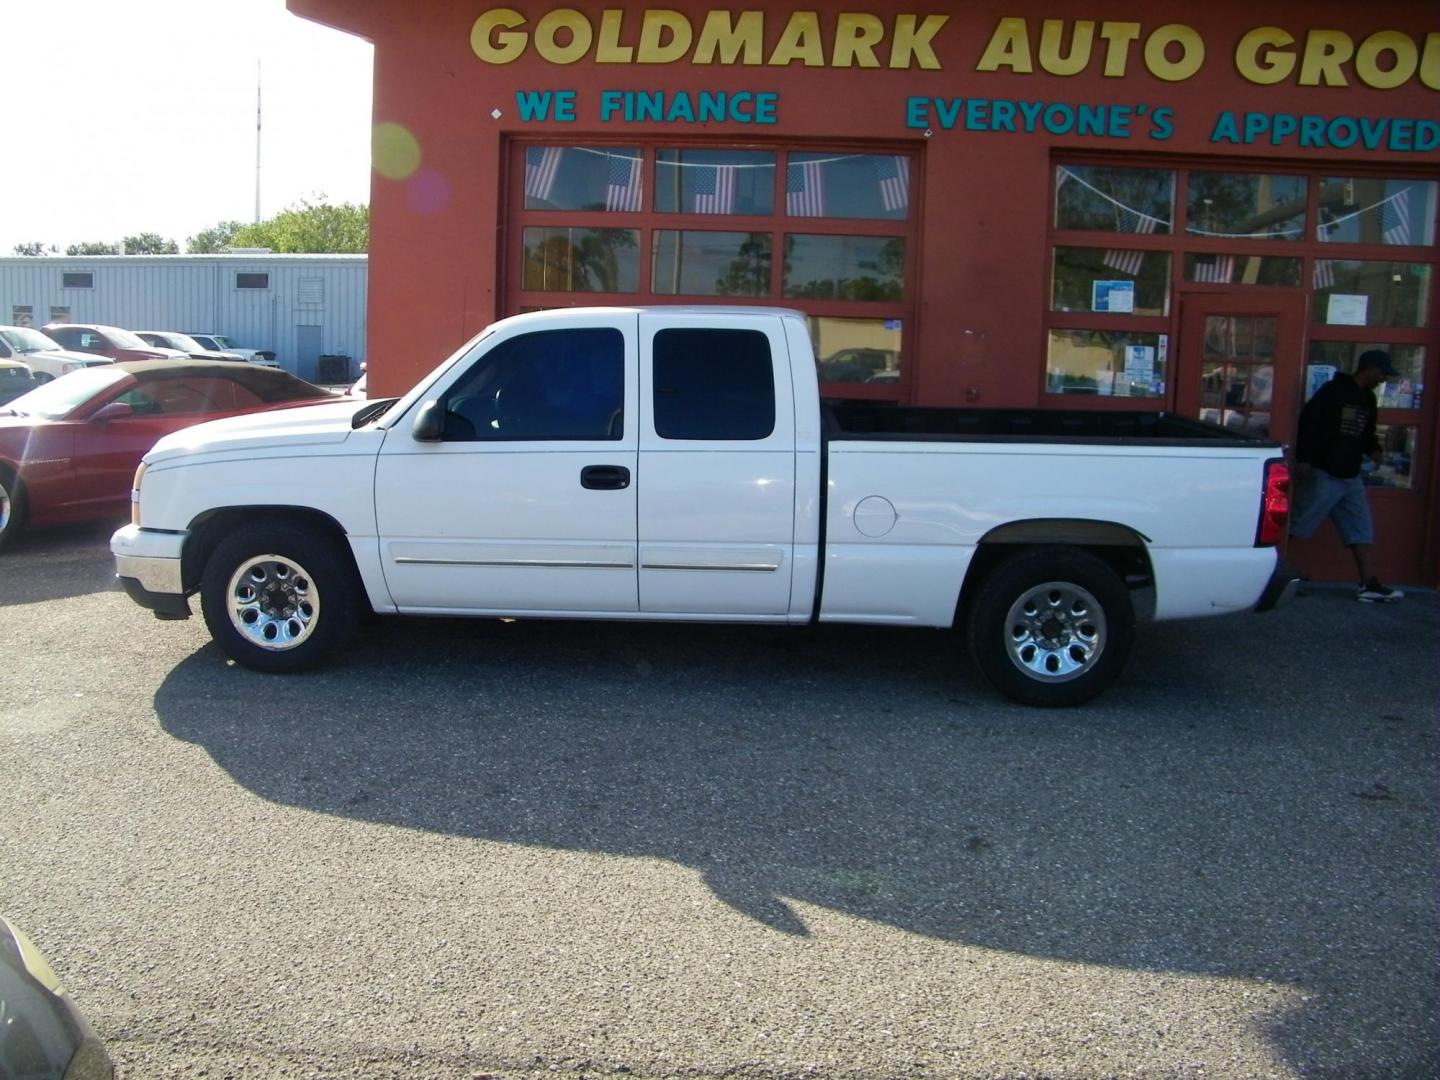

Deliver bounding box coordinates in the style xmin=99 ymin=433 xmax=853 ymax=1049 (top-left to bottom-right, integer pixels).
xmin=0 ymin=359 xmax=33 ymax=404
xmin=0 ymin=915 xmax=114 ymax=1079
xmin=0 ymin=360 xmax=333 ymax=546
xmin=135 ymin=331 xmax=245 ymax=362
xmin=42 ymin=324 xmax=184 ymax=363
xmin=185 ymin=333 xmax=278 ymax=367
xmin=0 ymin=325 xmax=114 ymax=383
xmin=111 ymin=307 xmax=1296 ymax=707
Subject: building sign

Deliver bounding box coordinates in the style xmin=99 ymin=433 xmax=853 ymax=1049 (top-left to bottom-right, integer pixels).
xmin=470 ymin=9 xmax=1440 ymax=90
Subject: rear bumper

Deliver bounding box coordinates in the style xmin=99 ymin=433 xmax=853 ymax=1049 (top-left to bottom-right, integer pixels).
xmin=1255 ymin=559 xmax=1301 ymax=613
xmin=112 ymin=524 xmax=191 ymax=620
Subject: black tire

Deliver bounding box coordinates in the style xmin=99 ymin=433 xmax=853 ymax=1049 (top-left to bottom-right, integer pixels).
xmin=200 ymin=522 xmax=357 ymax=673
xmin=0 ymin=468 xmax=24 ymax=548
xmin=965 ymin=546 xmax=1134 ymax=708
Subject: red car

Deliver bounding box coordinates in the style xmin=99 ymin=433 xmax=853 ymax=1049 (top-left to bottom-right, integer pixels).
xmin=0 ymin=360 xmax=334 ymax=546
xmin=42 ymin=323 xmax=186 ymax=363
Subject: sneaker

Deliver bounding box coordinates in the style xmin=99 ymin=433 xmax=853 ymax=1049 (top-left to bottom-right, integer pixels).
xmin=1357 ymin=579 xmax=1405 ymax=603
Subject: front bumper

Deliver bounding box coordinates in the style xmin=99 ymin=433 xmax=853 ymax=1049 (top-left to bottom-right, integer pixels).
xmin=1255 ymin=558 xmax=1301 ymax=613
xmin=112 ymin=524 xmax=191 ymax=620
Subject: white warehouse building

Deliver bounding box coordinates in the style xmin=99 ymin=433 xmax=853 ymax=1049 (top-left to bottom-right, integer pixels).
xmin=0 ymin=253 xmax=367 ymax=382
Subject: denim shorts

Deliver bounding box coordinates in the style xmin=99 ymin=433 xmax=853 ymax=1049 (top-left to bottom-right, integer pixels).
xmin=1289 ymin=468 xmax=1374 ymax=545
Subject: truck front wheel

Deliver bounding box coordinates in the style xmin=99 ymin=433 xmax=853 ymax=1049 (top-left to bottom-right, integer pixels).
xmin=200 ymin=523 xmax=357 ymax=673
xmin=966 ymin=547 xmax=1134 ymax=707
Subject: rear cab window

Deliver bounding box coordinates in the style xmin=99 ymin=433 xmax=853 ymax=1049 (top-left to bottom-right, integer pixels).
xmin=652 ymin=328 xmax=775 ymax=441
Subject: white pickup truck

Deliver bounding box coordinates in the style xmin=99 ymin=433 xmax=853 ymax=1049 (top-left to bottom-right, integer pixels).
xmin=112 ymin=306 xmax=1295 ymax=706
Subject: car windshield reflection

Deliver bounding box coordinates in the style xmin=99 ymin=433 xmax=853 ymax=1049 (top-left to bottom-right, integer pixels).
xmin=6 ymin=367 xmax=129 ymax=419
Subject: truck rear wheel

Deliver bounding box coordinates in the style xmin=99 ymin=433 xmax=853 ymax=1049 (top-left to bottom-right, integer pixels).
xmin=966 ymin=547 xmax=1133 ymax=707
xmin=200 ymin=523 xmax=357 ymax=673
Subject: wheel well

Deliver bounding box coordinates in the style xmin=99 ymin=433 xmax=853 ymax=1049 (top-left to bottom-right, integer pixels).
xmin=955 ymin=520 xmax=1153 ymax=627
xmin=182 ymin=507 xmax=364 ymax=602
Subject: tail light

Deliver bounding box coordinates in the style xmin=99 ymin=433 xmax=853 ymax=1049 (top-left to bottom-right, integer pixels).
xmin=1256 ymin=458 xmax=1290 ymax=546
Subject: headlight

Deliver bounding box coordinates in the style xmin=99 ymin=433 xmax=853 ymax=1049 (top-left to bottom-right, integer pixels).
xmin=131 ymin=461 xmax=147 ymax=526
xmin=64 ymin=362 xmax=82 ymax=373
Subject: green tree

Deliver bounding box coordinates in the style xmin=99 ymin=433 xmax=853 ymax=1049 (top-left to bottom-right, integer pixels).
xmin=186 ymin=220 xmax=246 ymax=254
xmin=122 ymin=232 xmax=179 ymax=254
xmin=66 ymin=241 xmax=120 ymax=256
xmin=233 ymin=198 xmax=369 ymax=253
xmin=11 ymin=241 xmax=56 ymax=256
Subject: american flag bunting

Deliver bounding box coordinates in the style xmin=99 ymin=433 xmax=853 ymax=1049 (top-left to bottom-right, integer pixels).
xmin=786 ymin=160 xmax=826 ymax=217
xmin=877 ymin=155 xmax=910 ymax=213
xmin=1102 ymin=208 xmax=1159 ymax=277
xmin=605 ymin=154 xmax=643 ymax=212
xmin=524 ymin=146 xmax=564 ymax=203
xmin=693 ymin=164 xmax=737 ymax=214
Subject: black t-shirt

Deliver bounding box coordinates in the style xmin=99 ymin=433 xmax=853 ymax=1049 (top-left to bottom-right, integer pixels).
xmin=1295 ymin=372 xmax=1379 ymax=479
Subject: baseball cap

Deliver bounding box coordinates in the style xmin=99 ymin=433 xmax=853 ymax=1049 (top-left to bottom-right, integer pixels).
xmin=1356 ymin=349 xmax=1398 ymax=376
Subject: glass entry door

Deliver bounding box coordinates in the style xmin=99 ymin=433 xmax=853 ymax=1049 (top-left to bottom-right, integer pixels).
xmin=1176 ymin=293 xmax=1306 ymax=442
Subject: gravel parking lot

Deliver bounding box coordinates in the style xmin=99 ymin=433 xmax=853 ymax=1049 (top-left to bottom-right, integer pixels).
xmin=2 ymin=522 xmax=1436 ymax=1080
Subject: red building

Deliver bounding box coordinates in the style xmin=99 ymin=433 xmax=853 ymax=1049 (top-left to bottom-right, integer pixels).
xmin=292 ymin=0 xmax=1439 ymax=585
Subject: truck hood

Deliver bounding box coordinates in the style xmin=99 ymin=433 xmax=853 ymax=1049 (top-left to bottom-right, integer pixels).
xmin=145 ymin=398 xmax=367 ymax=463
xmin=21 ymin=348 xmax=108 ymax=366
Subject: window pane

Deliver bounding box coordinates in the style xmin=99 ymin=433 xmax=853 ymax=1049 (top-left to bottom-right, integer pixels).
xmin=443 ymin=328 xmax=624 ymax=441
xmin=1369 ymin=424 xmax=1417 ymax=489
xmin=652 ymin=231 xmax=771 ymax=297
xmin=1055 ymin=165 xmax=1174 ymax=234
xmin=1052 ymin=247 xmax=1170 ymax=315
xmin=1306 ymin=342 xmax=1425 ymax=409
xmin=1198 ymin=316 xmax=1277 ymax=436
xmin=522 ymin=227 xmax=639 ymax=293
xmin=1318 ymin=178 xmax=1437 ymax=247
xmin=809 ymin=316 xmax=902 ymax=385
xmin=1183 ymin=253 xmax=1301 ymax=286
xmin=1312 ymin=260 xmax=1430 ymax=327
xmin=1046 ymin=329 xmax=1166 ymax=398
xmin=523 ymin=147 xmax=644 ymax=212
xmin=652 ymin=328 xmax=774 ymax=441
xmin=235 ymin=273 xmax=269 ymax=289
xmin=783 ymin=235 xmax=904 ymax=301
xmin=655 ymin=150 xmax=774 ymax=216
xmin=786 ymin=153 xmax=912 ymax=220
xmin=1186 ymin=172 xmax=1306 ymax=241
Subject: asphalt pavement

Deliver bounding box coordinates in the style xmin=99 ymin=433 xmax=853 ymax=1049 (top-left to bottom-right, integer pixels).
xmin=1 ymin=521 xmax=1436 ymax=1079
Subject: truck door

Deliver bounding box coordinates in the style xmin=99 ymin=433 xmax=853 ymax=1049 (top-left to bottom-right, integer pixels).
xmin=637 ymin=313 xmax=796 ymax=616
xmin=374 ymin=316 xmax=640 ymax=613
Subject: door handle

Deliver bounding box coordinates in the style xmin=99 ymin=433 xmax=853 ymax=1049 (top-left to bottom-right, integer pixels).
xmin=580 ymin=465 xmax=630 ymax=490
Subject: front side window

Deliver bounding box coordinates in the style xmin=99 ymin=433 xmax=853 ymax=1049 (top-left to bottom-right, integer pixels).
xmin=652 ymin=328 xmax=774 ymax=441
xmin=442 ymin=328 xmax=624 ymax=441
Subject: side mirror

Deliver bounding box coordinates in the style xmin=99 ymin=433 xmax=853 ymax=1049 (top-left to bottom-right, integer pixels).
xmin=411 ymin=399 xmax=445 ymax=442
xmin=91 ymin=401 xmax=135 ymax=423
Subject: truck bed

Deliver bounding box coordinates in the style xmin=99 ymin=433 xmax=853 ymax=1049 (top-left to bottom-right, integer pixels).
xmin=825 ymin=403 xmax=1281 ymax=447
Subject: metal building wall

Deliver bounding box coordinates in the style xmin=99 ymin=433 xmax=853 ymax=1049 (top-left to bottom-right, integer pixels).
xmin=0 ymin=254 xmax=367 ymax=379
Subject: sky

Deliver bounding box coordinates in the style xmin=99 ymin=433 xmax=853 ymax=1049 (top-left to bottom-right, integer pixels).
xmin=0 ymin=0 xmax=374 ymax=254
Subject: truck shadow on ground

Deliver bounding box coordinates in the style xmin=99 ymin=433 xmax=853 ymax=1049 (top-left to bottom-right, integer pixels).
xmin=152 ymin=600 xmax=1439 ymax=1076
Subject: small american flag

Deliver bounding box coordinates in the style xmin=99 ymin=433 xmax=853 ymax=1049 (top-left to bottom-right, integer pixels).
xmin=877 ymin=155 xmax=910 ymax=213
xmin=605 ymin=154 xmax=643 ymax=212
xmin=786 ymin=160 xmax=826 ymax=217
xmin=1192 ymin=254 xmax=1235 ymax=284
xmin=693 ymin=164 xmax=736 ymax=215
xmin=1102 ymin=208 xmax=1159 ymax=277
xmin=1314 ymin=259 xmax=1336 ymax=290
xmin=524 ymin=146 xmax=564 ymax=203
xmin=1382 ymin=189 xmax=1412 ymax=245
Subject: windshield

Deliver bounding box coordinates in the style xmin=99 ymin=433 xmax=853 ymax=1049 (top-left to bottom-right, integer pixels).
xmin=161 ymin=333 xmax=206 ymax=352
xmin=212 ymin=335 xmax=234 ymax=349
xmin=108 ymin=327 xmax=153 ymax=349
xmin=3 ymin=367 xmax=129 ymax=419
xmin=0 ymin=327 xmax=65 ymax=354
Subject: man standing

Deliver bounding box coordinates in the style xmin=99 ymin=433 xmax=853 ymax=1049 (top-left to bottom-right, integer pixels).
xmin=1290 ymin=349 xmax=1404 ymax=602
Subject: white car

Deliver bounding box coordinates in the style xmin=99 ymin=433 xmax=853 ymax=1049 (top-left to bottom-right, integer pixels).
xmin=0 ymin=325 xmax=114 ymax=383
xmin=186 ymin=333 xmax=278 ymax=367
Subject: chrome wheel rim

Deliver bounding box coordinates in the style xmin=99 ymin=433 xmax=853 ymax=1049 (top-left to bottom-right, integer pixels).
xmin=226 ymin=554 xmax=320 ymax=651
xmin=1003 ymin=580 xmax=1106 ymax=683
